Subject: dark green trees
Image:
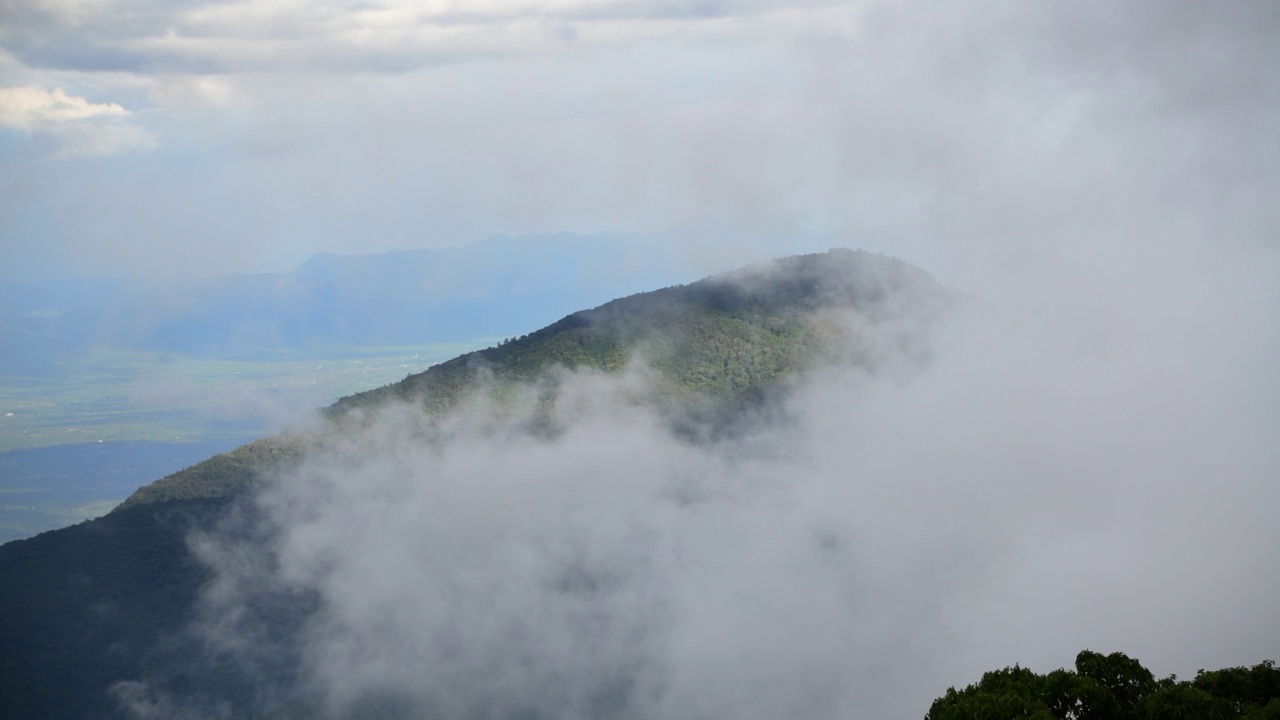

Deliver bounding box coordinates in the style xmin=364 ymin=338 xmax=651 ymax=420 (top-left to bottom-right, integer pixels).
xmin=1193 ymin=661 xmax=1280 ymax=717
xmin=1074 ymin=650 xmax=1157 ymax=712
xmin=926 ymin=666 xmax=1057 ymax=720
xmin=925 ymin=652 xmax=1280 ymax=720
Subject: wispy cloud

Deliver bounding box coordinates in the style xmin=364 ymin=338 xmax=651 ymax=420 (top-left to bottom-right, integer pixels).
xmin=0 ymin=86 xmax=126 ymax=126
xmin=0 ymin=85 xmax=156 ymax=157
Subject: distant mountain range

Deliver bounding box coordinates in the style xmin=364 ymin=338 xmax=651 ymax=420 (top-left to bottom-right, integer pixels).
xmin=0 ymin=249 xmax=949 ymax=720
xmin=0 ymin=233 xmax=693 ymax=371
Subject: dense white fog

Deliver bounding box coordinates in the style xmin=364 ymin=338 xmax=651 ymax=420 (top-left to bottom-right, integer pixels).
xmin=114 ymin=235 xmax=1280 ymax=720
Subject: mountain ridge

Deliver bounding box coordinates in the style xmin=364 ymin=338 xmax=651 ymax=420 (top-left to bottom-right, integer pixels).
xmin=114 ymin=248 xmax=948 ymax=511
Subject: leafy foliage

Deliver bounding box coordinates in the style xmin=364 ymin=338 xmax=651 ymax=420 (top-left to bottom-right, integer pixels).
xmin=926 ymin=652 xmax=1280 ymax=720
xmin=1194 ymin=661 xmax=1280 ymax=717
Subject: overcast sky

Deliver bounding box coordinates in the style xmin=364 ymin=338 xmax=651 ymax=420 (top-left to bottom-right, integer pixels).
xmin=2 ymin=0 xmax=1276 ymax=287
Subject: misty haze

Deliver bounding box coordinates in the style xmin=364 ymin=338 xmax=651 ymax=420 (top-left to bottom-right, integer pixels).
xmin=1 ymin=1 xmax=1278 ymax=719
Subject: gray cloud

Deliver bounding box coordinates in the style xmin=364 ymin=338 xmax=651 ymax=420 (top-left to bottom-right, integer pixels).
xmin=0 ymin=0 xmax=836 ymax=75
xmin=2 ymin=1 xmax=1277 ymax=284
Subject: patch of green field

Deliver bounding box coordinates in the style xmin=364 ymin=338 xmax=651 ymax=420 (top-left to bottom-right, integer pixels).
xmin=0 ymin=340 xmax=498 ymax=452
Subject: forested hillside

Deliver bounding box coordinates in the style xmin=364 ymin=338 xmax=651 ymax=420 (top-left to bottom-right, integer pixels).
xmin=0 ymin=248 xmax=947 ymax=719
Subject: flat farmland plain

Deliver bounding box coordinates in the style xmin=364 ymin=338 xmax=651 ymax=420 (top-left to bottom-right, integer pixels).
xmin=0 ymin=339 xmax=495 ymax=541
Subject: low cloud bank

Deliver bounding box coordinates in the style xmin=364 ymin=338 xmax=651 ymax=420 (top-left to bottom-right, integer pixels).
xmin=121 ymin=243 xmax=1280 ymax=719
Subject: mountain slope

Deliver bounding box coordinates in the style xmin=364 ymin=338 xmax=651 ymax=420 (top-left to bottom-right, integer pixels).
xmin=0 ymin=248 xmax=950 ymax=720
xmin=0 ymin=498 xmax=231 ymax=720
